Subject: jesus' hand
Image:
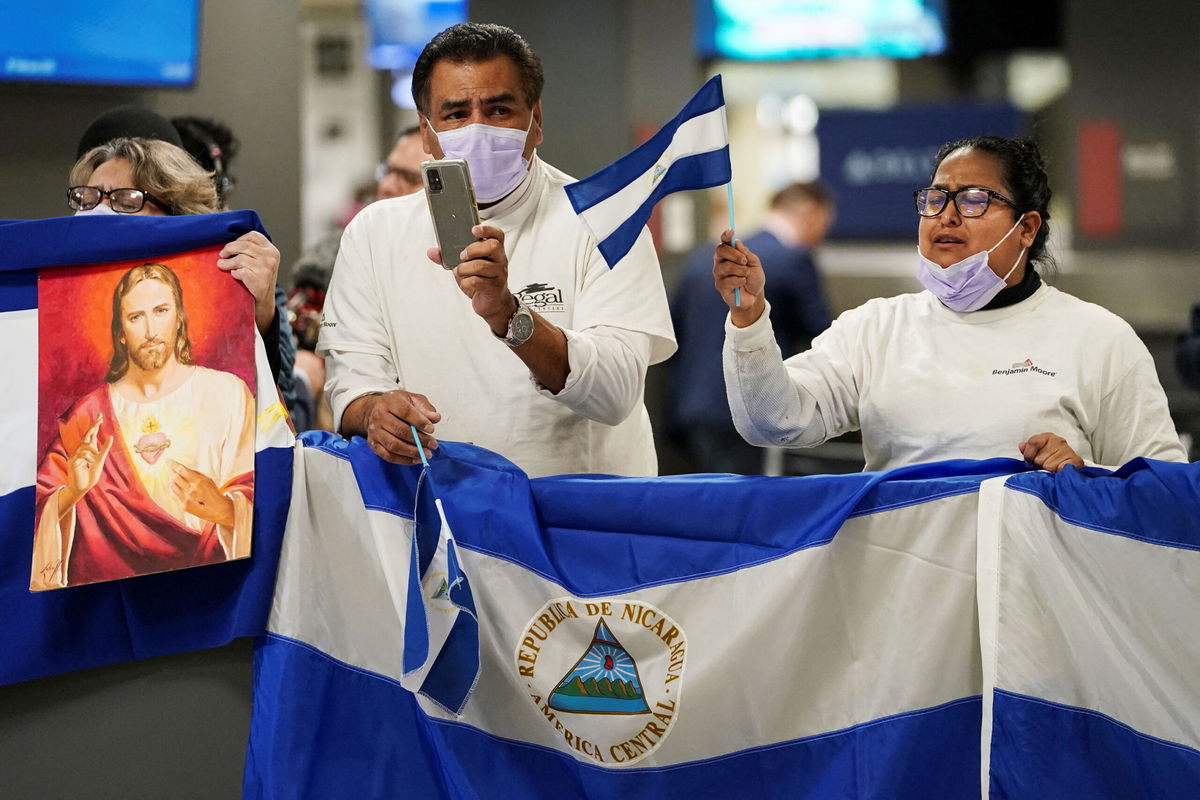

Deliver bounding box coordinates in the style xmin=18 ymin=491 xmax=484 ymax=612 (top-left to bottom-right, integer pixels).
xmin=61 ymin=414 xmax=114 ymax=513
xmin=168 ymin=460 xmax=237 ymax=529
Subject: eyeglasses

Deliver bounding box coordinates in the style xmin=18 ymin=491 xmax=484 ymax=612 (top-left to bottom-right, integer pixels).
xmin=913 ymin=186 xmax=1021 ymax=218
xmin=66 ymin=185 xmax=167 ymax=214
xmin=374 ymin=162 xmax=420 ymax=184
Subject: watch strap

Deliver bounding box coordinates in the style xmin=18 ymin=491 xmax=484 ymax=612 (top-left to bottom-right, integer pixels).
xmin=494 ymin=297 xmax=534 ymax=348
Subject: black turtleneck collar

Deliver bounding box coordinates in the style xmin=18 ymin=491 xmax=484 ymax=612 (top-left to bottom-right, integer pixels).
xmin=980 ymin=265 xmax=1041 ymax=311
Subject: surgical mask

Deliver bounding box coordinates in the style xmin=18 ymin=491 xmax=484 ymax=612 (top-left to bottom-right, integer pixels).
xmin=74 ymin=203 xmax=118 ymax=217
xmin=434 ymin=116 xmax=533 ymax=203
xmin=916 ymin=218 xmax=1025 ymax=312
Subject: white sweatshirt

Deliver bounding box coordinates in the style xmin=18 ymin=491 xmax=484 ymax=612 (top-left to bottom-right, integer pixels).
xmin=724 ymin=284 xmax=1186 ymax=471
xmin=319 ymin=156 xmax=676 ymax=478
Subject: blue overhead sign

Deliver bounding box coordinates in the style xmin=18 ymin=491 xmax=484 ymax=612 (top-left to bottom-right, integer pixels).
xmin=818 ymin=105 xmax=1022 ymax=239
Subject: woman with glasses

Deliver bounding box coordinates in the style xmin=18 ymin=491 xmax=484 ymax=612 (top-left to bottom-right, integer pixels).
xmin=712 ymin=135 xmax=1185 ymax=472
xmin=68 ymin=137 xmax=282 ymax=343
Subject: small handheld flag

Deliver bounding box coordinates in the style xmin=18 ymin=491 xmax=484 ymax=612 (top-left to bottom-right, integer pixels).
xmin=564 ymin=75 xmax=732 ymax=269
xmin=728 ymin=182 xmax=740 ymax=307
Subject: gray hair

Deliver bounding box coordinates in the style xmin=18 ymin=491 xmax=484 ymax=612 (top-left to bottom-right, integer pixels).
xmin=70 ymin=137 xmax=221 ymax=216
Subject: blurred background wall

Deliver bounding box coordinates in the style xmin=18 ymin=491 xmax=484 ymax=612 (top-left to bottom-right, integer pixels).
xmin=0 ymin=1 xmax=1197 ymax=795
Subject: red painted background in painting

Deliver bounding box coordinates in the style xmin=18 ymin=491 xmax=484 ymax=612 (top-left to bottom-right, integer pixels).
xmin=36 ymin=244 xmax=256 ymax=460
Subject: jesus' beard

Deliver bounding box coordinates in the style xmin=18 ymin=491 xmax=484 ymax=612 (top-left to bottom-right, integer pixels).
xmin=129 ymin=338 xmax=171 ymax=372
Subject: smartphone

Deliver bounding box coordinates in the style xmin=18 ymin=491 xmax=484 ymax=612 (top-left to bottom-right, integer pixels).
xmin=422 ymin=159 xmax=480 ymax=269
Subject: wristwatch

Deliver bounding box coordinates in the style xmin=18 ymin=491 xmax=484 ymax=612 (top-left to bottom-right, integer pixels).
xmin=496 ymin=297 xmax=535 ymax=348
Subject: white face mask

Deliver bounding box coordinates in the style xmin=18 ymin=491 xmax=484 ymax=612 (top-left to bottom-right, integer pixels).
xmin=434 ymin=115 xmax=534 ymax=203
xmin=74 ymin=203 xmax=118 ymax=217
xmin=916 ymin=218 xmax=1025 ymax=312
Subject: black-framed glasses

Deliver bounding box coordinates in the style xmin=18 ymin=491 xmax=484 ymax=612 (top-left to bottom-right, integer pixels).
xmin=913 ymin=186 xmax=1021 ymax=218
xmin=67 ymin=185 xmax=167 ymax=214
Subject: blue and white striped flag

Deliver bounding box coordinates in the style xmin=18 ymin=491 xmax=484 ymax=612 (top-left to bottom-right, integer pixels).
xmin=248 ymin=439 xmax=1200 ymax=798
xmin=978 ymin=460 xmax=1200 ymax=798
xmin=564 ymin=74 xmax=731 ymax=268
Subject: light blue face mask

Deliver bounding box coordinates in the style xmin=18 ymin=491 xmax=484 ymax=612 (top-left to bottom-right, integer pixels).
xmin=74 ymin=203 xmax=118 ymax=216
xmin=916 ymin=218 xmax=1024 ymax=312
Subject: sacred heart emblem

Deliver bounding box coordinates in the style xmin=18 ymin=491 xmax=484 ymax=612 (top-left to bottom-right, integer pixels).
xmin=134 ymin=431 xmax=171 ymax=464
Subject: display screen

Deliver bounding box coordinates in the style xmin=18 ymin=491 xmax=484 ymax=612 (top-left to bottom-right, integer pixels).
xmin=696 ymin=0 xmax=946 ymax=61
xmin=0 ymin=1 xmax=200 ymax=87
xmin=818 ymin=104 xmax=1023 ymax=238
xmin=364 ymin=0 xmax=468 ymax=71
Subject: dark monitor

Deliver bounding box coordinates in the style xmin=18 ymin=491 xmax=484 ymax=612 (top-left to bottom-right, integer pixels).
xmin=0 ymin=1 xmax=200 ymax=88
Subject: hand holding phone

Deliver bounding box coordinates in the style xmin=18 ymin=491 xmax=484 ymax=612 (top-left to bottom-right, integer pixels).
xmin=422 ymin=159 xmax=480 ymax=269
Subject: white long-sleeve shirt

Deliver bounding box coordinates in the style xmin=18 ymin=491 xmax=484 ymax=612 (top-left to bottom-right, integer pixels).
xmin=318 ymin=155 xmax=676 ymax=478
xmin=724 ymin=284 xmax=1186 ymax=471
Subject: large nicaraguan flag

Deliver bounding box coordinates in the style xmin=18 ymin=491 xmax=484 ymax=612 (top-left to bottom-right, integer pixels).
xmin=978 ymin=459 xmax=1200 ymax=798
xmin=248 ymin=435 xmax=1200 ymax=798
xmin=0 ymin=212 xmax=294 ymax=685
xmin=564 ymin=74 xmax=731 ymax=268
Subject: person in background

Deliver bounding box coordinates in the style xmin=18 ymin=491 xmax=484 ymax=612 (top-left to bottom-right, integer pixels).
xmin=667 ymin=181 xmax=835 ymax=474
xmin=284 ymin=125 xmax=429 ymax=432
xmin=171 ymin=116 xmax=239 ymax=206
xmin=286 ymin=263 xmax=334 ymax=432
xmin=75 ymin=105 xmax=184 ymax=158
xmin=1175 ymin=303 xmax=1200 ymax=460
xmin=1176 ymin=303 xmax=1200 ymax=389
xmin=318 ymin=22 xmax=675 ymax=478
xmin=375 ymin=125 xmax=425 ymax=200
xmin=168 ymin=113 xmax=300 ymax=416
xmin=714 ymin=135 xmax=1185 ymax=472
xmin=69 ymin=126 xmax=291 ymax=395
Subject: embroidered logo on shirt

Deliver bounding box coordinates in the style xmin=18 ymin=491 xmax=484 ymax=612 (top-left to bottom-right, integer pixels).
xmin=516 ymin=283 xmax=565 ymax=313
xmin=992 ymin=358 xmax=1056 ymax=377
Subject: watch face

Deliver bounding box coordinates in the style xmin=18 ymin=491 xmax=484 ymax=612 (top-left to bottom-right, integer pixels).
xmin=511 ymin=310 xmax=535 ymax=342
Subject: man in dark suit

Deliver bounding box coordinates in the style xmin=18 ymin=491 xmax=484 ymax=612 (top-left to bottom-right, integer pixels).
xmin=667 ymin=181 xmax=835 ymax=474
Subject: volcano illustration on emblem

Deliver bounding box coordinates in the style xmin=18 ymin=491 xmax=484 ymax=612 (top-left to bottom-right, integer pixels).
xmin=548 ymin=618 xmax=651 ymax=714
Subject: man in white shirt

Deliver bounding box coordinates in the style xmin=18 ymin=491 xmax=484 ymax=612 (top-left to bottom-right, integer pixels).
xmin=318 ymin=23 xmax=675 ymax=478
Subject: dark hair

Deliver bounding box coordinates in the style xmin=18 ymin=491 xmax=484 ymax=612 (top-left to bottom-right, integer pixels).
xmin=107 ymin=263 xmax=193 ymax=382
xmin=770 ymin=180 xmax=834 ymax=211
xmin=76 ymin=105 xmax=183 ymax=159
xmin=172 ymin=116 xmax=239 ymax=207
xmin=411 ymin=23 xmax=544 ymax=116
xmin=931 ymin=136 xmax=1054 ymax=271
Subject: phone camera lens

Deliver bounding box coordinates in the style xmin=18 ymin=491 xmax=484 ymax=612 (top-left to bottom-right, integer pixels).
xmin=427 ymin=169 xmax=443 ymax=192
